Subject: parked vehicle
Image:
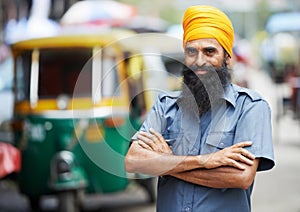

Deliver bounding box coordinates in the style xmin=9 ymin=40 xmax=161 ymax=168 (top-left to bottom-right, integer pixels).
xmin=10 ymin=28 xmax=183 ymax=211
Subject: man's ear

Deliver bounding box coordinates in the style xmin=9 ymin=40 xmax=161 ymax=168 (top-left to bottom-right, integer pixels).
xmin=223 ymin=49 xmax=231 ymax=66
xmin=225 ymin=55 xmax=231 ymax=66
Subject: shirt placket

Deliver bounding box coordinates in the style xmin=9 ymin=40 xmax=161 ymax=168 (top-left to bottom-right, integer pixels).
xmin=179 ymin=106 xmax=200 ymax=212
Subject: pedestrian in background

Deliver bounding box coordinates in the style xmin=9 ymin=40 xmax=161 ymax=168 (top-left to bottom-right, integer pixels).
xmin=125 ymin=5 xmax=275 ymax=212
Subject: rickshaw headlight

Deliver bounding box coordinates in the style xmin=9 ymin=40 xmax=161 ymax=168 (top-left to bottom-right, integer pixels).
xmin=57 ymin=159 xmax=71 ymax=174
xmin=57 ymin=94 xmax=70 ymax=110
xmin=51 ymin=151 xmax=74 ymax=180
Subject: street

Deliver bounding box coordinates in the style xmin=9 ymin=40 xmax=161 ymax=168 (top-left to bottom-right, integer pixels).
xmin=0 ymin=179 xmax=156 ymax=212
xmin=0 ymin=68 xmax=300 ymax=212
xmin=248 ymin=67 xmax=300 ymax=212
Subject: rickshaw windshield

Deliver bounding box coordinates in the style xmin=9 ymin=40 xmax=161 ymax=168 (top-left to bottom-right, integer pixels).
xmin=15 ymin=48 xmax=92 ymax=101
xmin=39 ymin=48 xmax=92 ymax=98
xmin=15 ymin=47 xmax=121 ymax=103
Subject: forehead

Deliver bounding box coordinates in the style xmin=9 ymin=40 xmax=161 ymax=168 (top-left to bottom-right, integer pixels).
xmin=185 ymin=38 xmax=223 ymax=50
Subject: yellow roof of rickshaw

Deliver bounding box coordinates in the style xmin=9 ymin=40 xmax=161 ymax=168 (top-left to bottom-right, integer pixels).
xmin=11 ymin=28 xmax=136 ymax=51
xmin=11 ymin=28 xmax=184 ymax=55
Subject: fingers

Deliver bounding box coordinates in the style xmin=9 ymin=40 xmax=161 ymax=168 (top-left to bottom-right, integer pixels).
xmin=204 ymin=141 xmax=256 ymax=170
xmin=234 ymin=141 xmax=253 ymax=148
xmin=136 ymin=129 xmax=172 ymax=154
xmin=227 ymin=159 xmax=247 ymax=170
xmin=234 ymin=152 xmax=254 ymax=166
xmin=132 ymin=139 xmax=152 ymax=150
xmin=137 ymin=129 xmax=166 ymax=145
xmin=137 ymin=140 xmax=153 ymax=150
xmin=227 ymin=141 xmax=256 ymax=167
xmin=138 ymin=128 xmax=165 ymax=143
xmin=240 ymin=148 xmax=256 ymax=160
xmin=230 ymin=142 xmax=255 ymax=159
xmin=149 ymin=128 xmax=165 ymax=143
xmin=218 ymin=153 xmax=251 ymax=170
xmin=137 ymin=132 xmax=157 ymax=149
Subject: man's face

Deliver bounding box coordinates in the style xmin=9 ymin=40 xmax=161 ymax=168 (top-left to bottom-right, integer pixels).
xmin=184 ymin=38 xmax=230 ymax=72
xmin=181 ymin=38 xmax=231 ymax=114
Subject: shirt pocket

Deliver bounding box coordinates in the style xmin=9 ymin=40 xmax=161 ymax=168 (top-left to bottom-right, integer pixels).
xmin=203 ymin=132 xmax=234 ymax=153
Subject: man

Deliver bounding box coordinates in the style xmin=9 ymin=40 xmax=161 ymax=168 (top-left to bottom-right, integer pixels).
xmin=125 ymin=5 xmax=275 ymax=212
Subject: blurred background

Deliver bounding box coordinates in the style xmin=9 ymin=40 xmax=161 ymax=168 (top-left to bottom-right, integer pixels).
xmin=0 ymin=0 xmax=300 ymax=211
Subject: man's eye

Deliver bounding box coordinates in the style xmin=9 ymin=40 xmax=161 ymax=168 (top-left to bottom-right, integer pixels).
xmin=186 ymin=48 xmax=197 ymax=55
xmin=205 ymin=48 xmax=216 ymax=55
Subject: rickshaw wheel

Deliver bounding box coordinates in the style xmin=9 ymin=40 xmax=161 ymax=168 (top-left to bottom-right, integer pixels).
xmin=136 ymin=177 xmax=157 ymax=203
xmin=58 ymin=191 xmax=81 ymax=212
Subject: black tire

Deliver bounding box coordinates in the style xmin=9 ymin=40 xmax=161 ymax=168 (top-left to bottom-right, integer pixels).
xmin=58 ymin=191 xmax=80 ymax=212
xmin=29 ymin=196 xmax=40 ymax=212
xmin=136 ymin=177 xmax=157 ymax=203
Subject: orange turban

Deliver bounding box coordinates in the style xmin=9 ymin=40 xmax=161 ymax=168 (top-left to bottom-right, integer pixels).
xmin=183 ymin=5 xmax=234 ymax=57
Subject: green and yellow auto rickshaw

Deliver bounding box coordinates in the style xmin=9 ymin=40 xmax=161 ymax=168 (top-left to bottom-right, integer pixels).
xmin=10 ymin=28 xmax=183 ymax=211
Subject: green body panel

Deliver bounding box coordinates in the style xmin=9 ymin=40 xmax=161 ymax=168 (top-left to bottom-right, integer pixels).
xmin=15 ymin=114 xmax=136 ymax=197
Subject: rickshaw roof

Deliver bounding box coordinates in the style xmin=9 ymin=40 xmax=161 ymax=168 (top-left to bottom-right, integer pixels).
xmin=11 ymin=28 xmax=184 ymax=55
xmin=11 ymin=28 xmax=136 ymax=51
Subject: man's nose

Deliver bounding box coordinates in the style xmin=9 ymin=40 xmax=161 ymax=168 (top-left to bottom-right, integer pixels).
xmin=195 ymin=52 xmax=207 ymax=67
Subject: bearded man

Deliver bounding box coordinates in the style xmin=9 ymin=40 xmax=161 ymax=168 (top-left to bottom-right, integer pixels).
xmin=125 ymin=5 xmax=275 ymax=212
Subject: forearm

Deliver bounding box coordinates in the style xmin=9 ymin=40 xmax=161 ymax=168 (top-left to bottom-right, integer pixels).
xmin=125 ymin=140 xmax=256 ymax=176
xmin=125 ymin=142 xmax=203 ymax=176
xmin=170 ymin=159 xmax=259 ymax=189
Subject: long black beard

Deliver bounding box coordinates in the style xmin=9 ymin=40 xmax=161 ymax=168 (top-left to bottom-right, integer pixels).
xmin=180 ymin=65 xmax=231 ymax=115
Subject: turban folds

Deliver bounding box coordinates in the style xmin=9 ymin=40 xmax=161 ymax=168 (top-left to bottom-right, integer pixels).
xmin=183 ymin=5 xmax=234 ymax=57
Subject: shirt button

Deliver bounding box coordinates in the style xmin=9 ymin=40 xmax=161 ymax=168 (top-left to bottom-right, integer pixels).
xmin=185 ymin=207 xmax=191 ymax=211
xmin=220 ymin=142 xmax=224 ymax=147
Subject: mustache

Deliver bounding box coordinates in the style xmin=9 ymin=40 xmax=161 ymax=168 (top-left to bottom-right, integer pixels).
xmin=188 ymin=64 xmax=216 ymax=73
xmin=182 ymin=64 xmax=231 ymax=90
xmin=183 ymin=64 xmax=227 ymax=75
xmin=182 ymin=64 xmax=231 ymax=82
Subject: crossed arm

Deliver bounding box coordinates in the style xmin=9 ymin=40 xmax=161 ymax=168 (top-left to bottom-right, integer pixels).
xmin=124 ymin=128 xmax=259 ymax=189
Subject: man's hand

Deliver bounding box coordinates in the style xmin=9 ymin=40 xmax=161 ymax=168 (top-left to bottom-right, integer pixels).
xmin=136 ymin=128 xmax=172 ymax=154
xmin=201 ymin=141 xmax=255 ymax=170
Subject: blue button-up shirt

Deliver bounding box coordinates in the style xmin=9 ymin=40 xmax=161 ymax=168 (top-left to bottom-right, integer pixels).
xmin=136 ymin=83 xmax=275 ymax=212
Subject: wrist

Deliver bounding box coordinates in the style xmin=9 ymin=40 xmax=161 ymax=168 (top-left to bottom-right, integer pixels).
xmin=197 ymin=155 xmax=206 ymax=168
xmin=197 ymin=154 xmax=212 ymax=169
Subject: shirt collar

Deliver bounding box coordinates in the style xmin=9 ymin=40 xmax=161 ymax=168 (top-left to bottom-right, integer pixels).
xmin=222 ymin=83 xmax=236 ymax=108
